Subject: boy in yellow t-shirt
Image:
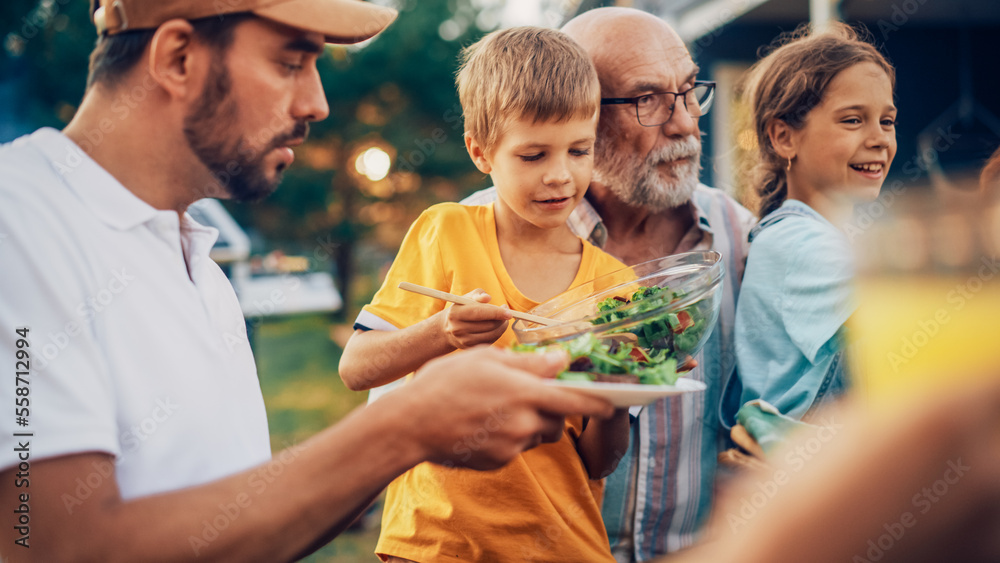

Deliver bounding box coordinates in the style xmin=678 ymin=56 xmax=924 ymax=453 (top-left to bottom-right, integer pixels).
xmin=339 ymin=27 xmax=629 ymax=563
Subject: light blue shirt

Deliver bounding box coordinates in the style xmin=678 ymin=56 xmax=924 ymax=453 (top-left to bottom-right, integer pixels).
xmin=734 ymin=199 xmax=854 ymax=420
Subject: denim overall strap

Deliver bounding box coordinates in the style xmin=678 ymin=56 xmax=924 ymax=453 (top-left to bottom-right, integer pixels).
xmin=805 ymin=340 xmax=850 ymax=420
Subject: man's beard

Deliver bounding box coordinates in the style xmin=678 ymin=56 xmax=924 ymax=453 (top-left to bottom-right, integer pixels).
xmin=593 ymin=134 xmax=702 ymax=212
xmin=183 ymin=60 xmax=308 ymax=203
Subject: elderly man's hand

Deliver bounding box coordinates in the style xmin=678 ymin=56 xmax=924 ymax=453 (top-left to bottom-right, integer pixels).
xmin=718 ymin=424 xmax=768 ymax=471
xmin=402 ymin=346 xmax=614 ymax=471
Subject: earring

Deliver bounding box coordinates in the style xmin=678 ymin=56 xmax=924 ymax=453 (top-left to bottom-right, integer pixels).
xmin=786 ymin=157 xmax=792 ymax=171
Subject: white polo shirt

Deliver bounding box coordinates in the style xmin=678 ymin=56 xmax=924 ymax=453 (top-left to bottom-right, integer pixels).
xmin=0 ymin=128 xmax=271 ymax=500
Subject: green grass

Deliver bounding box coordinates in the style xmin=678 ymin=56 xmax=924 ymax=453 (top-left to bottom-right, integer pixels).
xmin=253 ymin=314 xmax=382 ymax=562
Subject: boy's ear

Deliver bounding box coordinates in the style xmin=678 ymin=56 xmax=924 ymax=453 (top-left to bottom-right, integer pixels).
xmin=464 ymin=133 xmax=492 ymax=174
xmin=766 ymin=118 xmax=797 ymax=161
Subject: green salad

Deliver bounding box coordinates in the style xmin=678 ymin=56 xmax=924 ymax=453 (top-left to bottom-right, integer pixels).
xmin=592 ymin=285 xmax=706 ymax=352
xmin=514 ymin=285 xmax=707 ymax=385
xmin=513 ymin=332 xmax=680 ymax=385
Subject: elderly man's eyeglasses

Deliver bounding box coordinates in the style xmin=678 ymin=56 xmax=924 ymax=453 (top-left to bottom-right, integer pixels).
xmin=601 ymin=81 xmax=716 ymax=127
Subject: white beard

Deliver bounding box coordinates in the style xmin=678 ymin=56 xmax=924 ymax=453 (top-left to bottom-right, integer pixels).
xmin=593 ymin=135 xmax=702 ymax=212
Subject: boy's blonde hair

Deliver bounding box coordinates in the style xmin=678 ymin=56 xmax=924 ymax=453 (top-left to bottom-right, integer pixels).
xmin=742 ymin=22 xmax=895 ymax=217
xmin=457 ymin=26 xmax=600 ymax=156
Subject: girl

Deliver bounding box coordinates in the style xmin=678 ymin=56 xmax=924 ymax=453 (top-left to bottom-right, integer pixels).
xmin=734 ymin=23 xmax=897 ymax=420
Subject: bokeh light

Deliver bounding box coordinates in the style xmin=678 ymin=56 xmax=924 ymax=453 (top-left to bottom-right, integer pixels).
xmin=354 ymin=147 xmax=391 ymax=182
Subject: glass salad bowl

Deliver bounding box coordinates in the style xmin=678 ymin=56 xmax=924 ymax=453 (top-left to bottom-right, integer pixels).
xmin=512 ymin=251 xmax=725 ymax=377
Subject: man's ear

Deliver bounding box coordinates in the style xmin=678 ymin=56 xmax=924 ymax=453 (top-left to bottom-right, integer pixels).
xmin=465 ymin=133 xmax=492 ymax=174
xmin=766 ymin=118 xmax=798 ymax=161
xmin=146 ymin=19 xmax=201 ymax=100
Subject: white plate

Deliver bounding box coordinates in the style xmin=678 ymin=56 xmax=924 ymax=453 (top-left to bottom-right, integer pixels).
xmin=545 ymin=377 xmax=707 ymax=407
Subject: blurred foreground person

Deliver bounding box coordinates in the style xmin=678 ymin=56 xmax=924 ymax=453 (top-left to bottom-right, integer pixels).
xmin=669 ymin=374 xmax=1000 ymax=563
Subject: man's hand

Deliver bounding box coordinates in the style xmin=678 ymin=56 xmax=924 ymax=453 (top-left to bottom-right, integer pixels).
xmin=398 ymin=346 xmax=614 ymax=470
xmin=437 ymin=289 xmax=511 ymax=349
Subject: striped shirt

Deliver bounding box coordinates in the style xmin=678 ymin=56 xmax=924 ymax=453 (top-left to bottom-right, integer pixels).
xmin=462 ymin=185 xmax=756 ymax=561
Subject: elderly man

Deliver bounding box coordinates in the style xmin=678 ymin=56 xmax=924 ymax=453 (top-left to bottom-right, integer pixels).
xmin=569 ymin=11 xmax=754 ymax=560
xmin=462 ymin=7 xmax=755 ymax=561
xmin=0 ymin=1 xmax=614 ymax=561
xmin=566 ymin=10 xmax=755 ymax=560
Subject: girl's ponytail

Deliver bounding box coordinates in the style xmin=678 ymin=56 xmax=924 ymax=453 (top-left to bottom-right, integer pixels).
xmin=756 ymin=166 xmax=788 ymax=218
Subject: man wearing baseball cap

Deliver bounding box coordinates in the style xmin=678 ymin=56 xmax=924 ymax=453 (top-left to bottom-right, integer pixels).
xmin=0 ymin=2 xmax=614 ymax=560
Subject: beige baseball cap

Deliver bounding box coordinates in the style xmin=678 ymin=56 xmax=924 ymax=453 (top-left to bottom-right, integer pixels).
xmin=91 ymin=0 xmax=398 ymax=44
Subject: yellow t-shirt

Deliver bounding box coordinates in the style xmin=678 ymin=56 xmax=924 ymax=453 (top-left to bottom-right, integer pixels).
xmin=362 ymin=202 xmax=625 ymax=563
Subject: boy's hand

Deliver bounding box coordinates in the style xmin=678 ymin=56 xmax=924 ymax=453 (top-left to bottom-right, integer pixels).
xmin=439 ymin=289 xmax=512 ymax=349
